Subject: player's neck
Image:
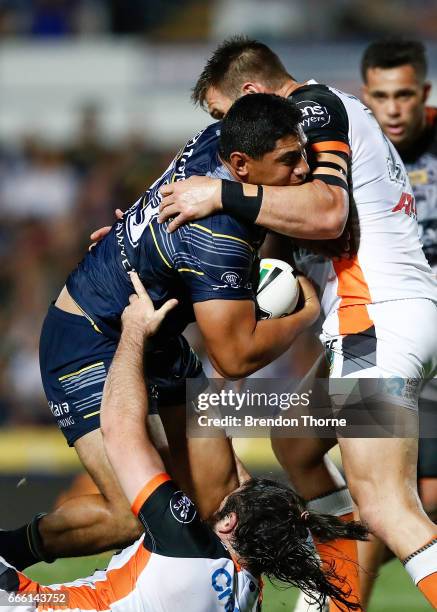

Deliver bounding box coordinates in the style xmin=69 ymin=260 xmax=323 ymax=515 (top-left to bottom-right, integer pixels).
xmin=216 ymin=533 xmax=246 ymax=568
xmin=275 ymin=78 xmax=306 ymax=98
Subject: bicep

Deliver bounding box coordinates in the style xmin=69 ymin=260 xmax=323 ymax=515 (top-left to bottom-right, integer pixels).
xmin=194 ymin=299 xmax=256 ymax=375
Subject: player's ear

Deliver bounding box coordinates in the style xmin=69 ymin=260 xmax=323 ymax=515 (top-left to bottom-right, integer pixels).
xmin=216 ymin=512 xmax=238 ymax=534
xmin=241 ymin=82 xmax=264 ymax=95
xmin=229 ymin=152 xmax=250 ymax=180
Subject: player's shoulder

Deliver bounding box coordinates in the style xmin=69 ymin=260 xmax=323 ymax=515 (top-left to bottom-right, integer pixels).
xmin=186 ymin=212 xmax=264 ymax=254
xmin=291 ymin=82 xmax=347 ymax=115
xmin=290 ymin=81 xmax=349 ymax=143
xmin=426 ymin=106 xmax=437 ymax=128
xmin=177 ymin=122 xmax=222 ymax=179
xmin=137 ymin=478 xmax=232 ymax=561
xmin=425 ymin=107 xmax=437 ymax=153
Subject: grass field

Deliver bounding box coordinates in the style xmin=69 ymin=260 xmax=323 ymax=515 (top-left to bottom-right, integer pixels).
xmin=28 ymin=554 xmax=431 ymax=611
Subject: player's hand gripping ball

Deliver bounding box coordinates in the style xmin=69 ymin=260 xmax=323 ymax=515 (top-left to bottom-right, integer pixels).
xmin=256 ymin=258 xmax=300 ymax=319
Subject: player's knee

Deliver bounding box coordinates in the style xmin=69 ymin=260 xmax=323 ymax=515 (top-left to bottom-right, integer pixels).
xmin=271 ymin=438 xmax=324 ymax=476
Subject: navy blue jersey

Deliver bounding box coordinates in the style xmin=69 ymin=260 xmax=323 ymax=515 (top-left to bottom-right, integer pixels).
xmin=67 ymin=124 xmax=265 ymax=342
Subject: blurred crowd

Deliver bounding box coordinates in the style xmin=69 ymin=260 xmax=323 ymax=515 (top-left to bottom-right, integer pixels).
xmin=0 ymin=105 xmax=176 ymax=425
xmin=0 ymin=0 xmax=436 ymax=41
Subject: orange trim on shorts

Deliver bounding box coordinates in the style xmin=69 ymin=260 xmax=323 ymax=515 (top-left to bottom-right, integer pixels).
xmin=131 ymin=472 xmax=171 ymax=516
xmin=333 ymin=256 xmax=373 ymax=335
xmin=311 ymin=141 xmax=351 ymax=155
xmin=18 ymin=543 xmax=151 ymax=610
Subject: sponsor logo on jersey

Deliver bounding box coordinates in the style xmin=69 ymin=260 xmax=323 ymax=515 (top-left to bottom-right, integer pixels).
xmin=115 ymin=220 xmax=132 ymax=270
xmin=392 ymin=192 xmax=417 ymax=219
xmin=48 ymin=401 xmax=70 ymax=417
xmin=296 ymin=100 xmax=331 ymax=129
xmin=212 ymin=567 xmax=236 ymax=611
xmin=125 ymin=197 xmax=158 ymax=249
xmin=58 ymin=415 xmax=75 ymax=428
xmin=169 ymin=491 xmax=197 ymax=524
xmin=221 ymin=271 xmax=242 ymax=287
xmin=172 ymin=128 xmax=206 ymax=183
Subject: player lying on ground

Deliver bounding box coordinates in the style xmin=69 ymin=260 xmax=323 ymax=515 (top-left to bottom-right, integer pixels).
xmin=157 ymin=37 xmax=437 ymax=610
xmin=0 ymin=274 xmax=367 ymax=612
xmin=0 ymin=94 xmax=320 ymax=569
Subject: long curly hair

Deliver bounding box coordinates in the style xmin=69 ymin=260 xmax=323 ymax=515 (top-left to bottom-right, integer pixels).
xmin=213 ymin=478 xmax=368 ymax=611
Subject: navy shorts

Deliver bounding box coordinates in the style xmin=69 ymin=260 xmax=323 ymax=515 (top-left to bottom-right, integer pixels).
xmin=39 ymin=305 xmax=205 ymax=447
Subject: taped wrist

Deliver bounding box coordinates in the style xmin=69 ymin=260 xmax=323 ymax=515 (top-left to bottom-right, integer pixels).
xmin=222 ymin=180 xmax=263 ymax=224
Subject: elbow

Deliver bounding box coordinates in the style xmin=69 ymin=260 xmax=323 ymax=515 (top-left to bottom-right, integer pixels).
xmin=314 ymin=187 xmax=348 ymax=239
xmin=320 ymin=213 xmax=347 ymax=239
xmin=211 ymin=354 xmax=255 ymax=380
xmin=100 ymin=419 xmax=121 ymax=460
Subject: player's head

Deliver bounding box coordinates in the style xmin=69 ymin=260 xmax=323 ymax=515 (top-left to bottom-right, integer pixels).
xmin=361 ymin=39 xmax=431 ymax=150
xmin=219 ymin=93 xmax=308 ymax=186
xmin=192 ymin=35 xmax=292 ymax=120
xmin=211 ymin=478 xmax=367 ymax=610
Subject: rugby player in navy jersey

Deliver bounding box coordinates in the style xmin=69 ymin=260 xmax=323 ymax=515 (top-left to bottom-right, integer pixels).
xmin=0 ymin=94 xmax=320 ymax=569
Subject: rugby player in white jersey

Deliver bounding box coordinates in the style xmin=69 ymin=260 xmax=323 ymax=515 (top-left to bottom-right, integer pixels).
xmin=158 ymin=37 xmax=437 ymax=609
xmin=0 ymin=273 xmax=367 ymax=612
xmin=353 ymin=38 xmax=437 ymax=608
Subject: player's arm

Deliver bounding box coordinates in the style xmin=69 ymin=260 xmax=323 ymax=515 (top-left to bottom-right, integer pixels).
xmin=159 ymin=93 xmax=350 ymax=239
xmin=158 ymin=157 xmax=348 ymax=239
xmin=194 ymin=276 xmax=319 ymax=379
xmin=100 ymin=272 xmax=178 ymax=505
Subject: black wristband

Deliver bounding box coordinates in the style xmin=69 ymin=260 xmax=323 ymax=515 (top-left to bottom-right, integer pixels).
xmin=221 ymin=180 xmax=263 ymax=224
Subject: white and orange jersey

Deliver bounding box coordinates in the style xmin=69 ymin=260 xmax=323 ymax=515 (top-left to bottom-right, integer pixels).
xmin=291 ymin=82 xmax=437 ymax=336
xmin=0 ymin=475 xmax=261 ymax=612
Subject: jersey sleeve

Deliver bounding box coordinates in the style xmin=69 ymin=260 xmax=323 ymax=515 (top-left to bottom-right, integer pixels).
xmin=173 ymin=215 xmax=258 ymax=303
xmin=291 ymin=84 xmax=350 ymax=158
xmin=131 ymin=473 xmax=230 ymax=560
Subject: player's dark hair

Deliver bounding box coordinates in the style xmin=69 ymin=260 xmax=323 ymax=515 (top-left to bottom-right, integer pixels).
xmin=361 ymin=39 xmax=427 ymax=82
xmin=219 ymin=93 xmax=302 ymax=161
xmin=215 ymin=478 xmax=368 ymax=611
xmin=192 ymin=35 xmax=291 ymax=109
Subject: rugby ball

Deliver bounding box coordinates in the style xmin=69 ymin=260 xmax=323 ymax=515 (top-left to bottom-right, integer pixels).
xmin=256 ymin=258 xmax=300 ymax=319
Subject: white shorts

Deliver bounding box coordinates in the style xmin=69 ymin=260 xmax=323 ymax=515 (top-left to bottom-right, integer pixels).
xmin=320 ymin=299 xmax=437 ymax=410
